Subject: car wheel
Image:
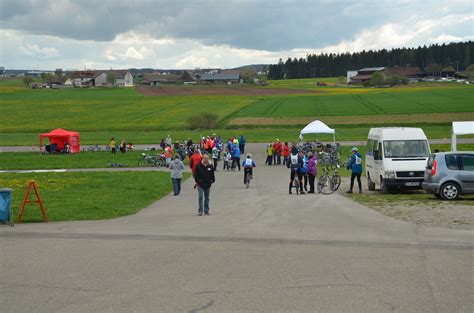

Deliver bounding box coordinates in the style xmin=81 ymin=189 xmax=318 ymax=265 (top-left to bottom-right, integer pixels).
xmin=367 ymin=173 xmax=375 ymax=191
xmin=380 ymin=177 xmax=389 ymax=194
xmin=439 ymin=182 xmax=460 ymax=200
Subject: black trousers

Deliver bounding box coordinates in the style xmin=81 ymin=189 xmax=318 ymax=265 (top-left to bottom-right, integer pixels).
xmin=289 ymin=170 xmax=303 ymax=191
xmin=213 ymin=158 xmax=218 ymax=170
xmin=308 ymin=174 xmax=316 ymax=192
xmin=350 ymin=173 xmax=362 ymax=191
xmin=232 ymin=157 xmax=241 ymax=171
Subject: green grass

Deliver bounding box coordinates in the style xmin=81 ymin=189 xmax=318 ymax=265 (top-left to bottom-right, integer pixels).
xmin=0 ymin=151 xmax=161 ymax=170
xmin=0 ymin=171 xmax=190 ymax=222
xmin=0 ymin=80 xmax=472 ymax=144
xmin=233 ymin=85 xmax=474 ymax=117
xmin=0 ymin=87 xmax=253 ymax=132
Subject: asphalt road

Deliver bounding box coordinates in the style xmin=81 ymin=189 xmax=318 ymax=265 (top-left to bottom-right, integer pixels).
xmin=0 ymin=148 xmax=472 ymax=312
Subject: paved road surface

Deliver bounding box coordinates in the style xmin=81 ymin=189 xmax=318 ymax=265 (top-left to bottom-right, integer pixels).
xmin=1 ymin=138 xmax=473 ymax=153
xmin=0 ymin=148 xmax=472 ymax=312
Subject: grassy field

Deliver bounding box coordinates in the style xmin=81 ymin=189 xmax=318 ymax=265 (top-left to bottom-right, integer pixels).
xmin=0 ymin=78 xmax=472 ymax=145
xmin=0 ymin=171 xmax=190 ymax=222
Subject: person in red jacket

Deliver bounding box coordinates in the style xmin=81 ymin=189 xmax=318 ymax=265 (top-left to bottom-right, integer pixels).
xmin=189 ymin=149 xmax=202 ymax=174
xmin=189 ymin=148 xmax=203 ymax=189
xmin=273 ymin=139 xmax=282 ymax=165
xmin=282 ymin=142 xmax=290 ymax=166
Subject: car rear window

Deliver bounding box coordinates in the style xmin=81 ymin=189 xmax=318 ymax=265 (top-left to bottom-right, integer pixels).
xmin=461 ymin=155 xmax=474 ymax=171
xmin=445 ymin=155 xmax=461 ymax=170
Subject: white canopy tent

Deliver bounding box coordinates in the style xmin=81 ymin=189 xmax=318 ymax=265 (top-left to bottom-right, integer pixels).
xmin=452 ymin=121 xmax=474 ymax=151
xmin=300 ymin=120 xmax=336 ymax=142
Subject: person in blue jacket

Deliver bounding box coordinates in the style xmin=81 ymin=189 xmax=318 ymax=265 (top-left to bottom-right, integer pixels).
xmin=239 ymin=135 xmax=246 ymax=154
xmin=300 ymin=153 xmax=308 ymax=191
xmin=232 ymin=143 xmax=241 ymax=171
xmin=242 ymin=153 xmax=256 ymax=184
xmin=346 ymin=147 xmax=363 ymax=193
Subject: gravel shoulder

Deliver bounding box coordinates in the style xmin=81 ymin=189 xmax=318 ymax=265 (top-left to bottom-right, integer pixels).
xmin=341 ymin=182 xmax=473 ymax=230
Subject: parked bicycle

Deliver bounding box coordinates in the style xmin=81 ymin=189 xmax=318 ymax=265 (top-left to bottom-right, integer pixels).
xmin=138 ymin=153 xmax=159 ymax=167
xmin=317 ymin=163 xmax=342 ymax=195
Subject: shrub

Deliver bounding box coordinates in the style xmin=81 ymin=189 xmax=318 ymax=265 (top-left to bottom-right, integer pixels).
xmin=187 ymin=112 xmax=219 ymax=129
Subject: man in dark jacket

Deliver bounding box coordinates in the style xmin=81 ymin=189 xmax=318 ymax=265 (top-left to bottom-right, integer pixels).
xmin=193 ymin=154 xmax=215 ymax=215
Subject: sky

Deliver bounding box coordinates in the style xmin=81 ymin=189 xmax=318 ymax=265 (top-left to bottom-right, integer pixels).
xmin=0 ymin=0 xmax=473 ymax=70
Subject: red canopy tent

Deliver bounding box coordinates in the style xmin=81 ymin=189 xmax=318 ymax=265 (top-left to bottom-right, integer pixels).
xmin=39 ymin=128 xmax=80 ymax=153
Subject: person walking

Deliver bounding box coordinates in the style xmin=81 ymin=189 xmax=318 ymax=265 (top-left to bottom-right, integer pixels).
xmin=189 ymin=149 xmax=202 ymax=174
xmin=346 ymin=147 xmax=363 ymax=193
xmin=169 ymin=154 xmax=185 ymax=196
xmin=307 ymin=152 xmax=317 ymax=193
xmin=239 ymin=135 xmax=246 ymax=154
xmin=212 ymin=146 xmax=219 ymax=170
xmin=109 ymin=138 xmax=116 ymax=154
xmin=193 ymin=154 xmax=215 ymax=216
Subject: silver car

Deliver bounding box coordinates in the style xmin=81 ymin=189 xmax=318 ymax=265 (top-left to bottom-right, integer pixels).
xmin=422 ymin=152 xmax=474 ymax=200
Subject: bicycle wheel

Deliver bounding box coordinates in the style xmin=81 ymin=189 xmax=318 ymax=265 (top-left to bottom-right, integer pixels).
xmin=318 ymin=175 xmax=333 ymax=195
xmin=154 ymin=158 xmax=162 ymax=167
xmin=294 ymin=179 xmax=299 ymax=195
xmin=138 ymin=158 xmax=146 ymax=167
xmin=246 ymin=177 xmax=250 ymax=189
xmin=331 ymin=175 xmax=342 ymax=192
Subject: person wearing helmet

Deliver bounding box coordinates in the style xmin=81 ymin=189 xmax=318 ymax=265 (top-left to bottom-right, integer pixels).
xmin=346 ymin=147 xmax=363 ymax=193
xmin=242 ymin=153 xmax=256 ymax=185
xmin=288 ymin=149 xmax=305 ymax=194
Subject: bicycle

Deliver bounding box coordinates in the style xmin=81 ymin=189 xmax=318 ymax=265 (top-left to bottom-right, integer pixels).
xmin=244 ymin=167 xmax=253 ymax=188
xmin=289 ymin=169 xmax=300 ymax=195
xmin=138 ymin=153 xmax=159 ymax=167
xmin=317 ymin=164 xmax=341 ymax=194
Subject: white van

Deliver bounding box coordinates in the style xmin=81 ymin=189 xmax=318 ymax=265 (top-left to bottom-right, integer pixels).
xmin=365 ymin=127 xmax=431 ymax=193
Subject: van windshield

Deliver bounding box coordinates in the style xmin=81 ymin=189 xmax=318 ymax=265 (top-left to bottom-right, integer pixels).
xmin=383 ymin=140 xmax=429 ymax=158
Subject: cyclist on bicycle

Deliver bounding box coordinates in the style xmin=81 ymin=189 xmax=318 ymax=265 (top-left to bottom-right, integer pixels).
xmin=288 ymin=150 xmax=305 ymax=194
xmin=242 ymin=153 xmax=256 ymax=185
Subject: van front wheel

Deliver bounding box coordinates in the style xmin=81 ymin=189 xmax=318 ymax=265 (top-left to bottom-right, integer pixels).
xmin=380 ymin=177 xmax=389 ymax=194
xmin=367 ymin=173 xmax=375 ymax=191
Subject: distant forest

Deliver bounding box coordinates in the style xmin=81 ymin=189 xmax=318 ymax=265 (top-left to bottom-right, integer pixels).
xmin=267 ymin=41 xmax=473 ymax=79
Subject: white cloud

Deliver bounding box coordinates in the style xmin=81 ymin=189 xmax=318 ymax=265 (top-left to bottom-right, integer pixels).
xmin=20 ymin=43 xmax=59 ymax=58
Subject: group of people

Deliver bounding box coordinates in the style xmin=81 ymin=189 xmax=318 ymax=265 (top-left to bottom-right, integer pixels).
xmin=108 ymin=138 xmax=132 ymax=154
xmin=168 ymin=134 xmax=364 ymax=216
xmin=265 ymin=139 xmax=291 ymax=166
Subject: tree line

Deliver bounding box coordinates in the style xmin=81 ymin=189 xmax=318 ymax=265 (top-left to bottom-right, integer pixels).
xmin=267 ymin=41 xmax=473 ymax=79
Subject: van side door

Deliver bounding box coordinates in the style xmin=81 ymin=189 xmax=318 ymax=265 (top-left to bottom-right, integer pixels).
xmin=373 ymin=140 xmax=383 ymax=185
xmin=459 ymin=154 xmax=474 ymax=193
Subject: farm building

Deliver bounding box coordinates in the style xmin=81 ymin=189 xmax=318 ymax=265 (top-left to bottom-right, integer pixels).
xmin=70 ymin=70 xmax=133 ymax=87
xmin=348 ymin=66 xmax=422 ymax=84
xmin=199 ymin=73 xmax=241 ymax=84
xmin=141 ymin=71 xmax=196 ymax=86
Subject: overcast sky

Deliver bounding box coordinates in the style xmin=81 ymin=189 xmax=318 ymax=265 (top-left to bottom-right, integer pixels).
xmin=0 ymin=0 xmax=473 ymax=70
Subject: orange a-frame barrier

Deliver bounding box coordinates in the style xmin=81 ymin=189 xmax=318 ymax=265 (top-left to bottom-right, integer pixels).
xmin=17 ymin=181 xmax=48 ymax=224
